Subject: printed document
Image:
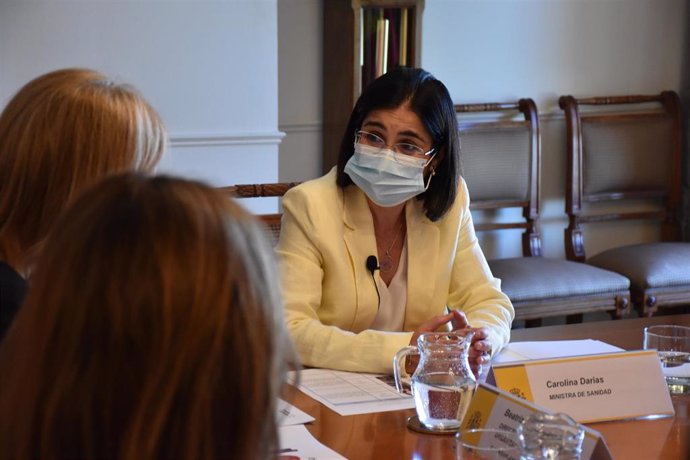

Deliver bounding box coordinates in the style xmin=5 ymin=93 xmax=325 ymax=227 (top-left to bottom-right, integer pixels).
xmin=278 ymin=398 xmax=315 ymax=426
xmin=290 ymin=369 xmax=414 ymax=416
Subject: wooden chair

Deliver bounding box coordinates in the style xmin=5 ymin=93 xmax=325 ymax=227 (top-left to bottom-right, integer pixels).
xmin=456 ymin=99 xmax=630 ymax=326
xmin=559 ymin=91 xmax=690 ymax=316
xmin=221 ymin=182 xmax=300 ymax=245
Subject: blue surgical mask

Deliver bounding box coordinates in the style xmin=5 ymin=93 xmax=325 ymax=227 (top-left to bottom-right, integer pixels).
xmin=344 ymin=143 xmax=436 ymax=207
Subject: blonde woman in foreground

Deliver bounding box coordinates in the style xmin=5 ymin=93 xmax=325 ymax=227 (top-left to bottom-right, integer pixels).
xmin=0 ymin=174 xmax=295 ymax=459
xmin=0 ymin=68 xmax=167 ymax=339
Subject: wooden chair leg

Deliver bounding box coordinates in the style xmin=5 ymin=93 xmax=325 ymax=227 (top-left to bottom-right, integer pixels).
xmin=608 ymin=309 xmax=626 ymax=320
xmin=614 ymin=295 xmax=630 ymax=318
xmin=565 ymin=314 xmax=583 ymax=324
xmin=524 ymin=318 xmax=542 ymax=328
xmin=642 ymin=294 xmax=657 ymax=317
xmin=632 ymin=292 xmax=655 ymax=317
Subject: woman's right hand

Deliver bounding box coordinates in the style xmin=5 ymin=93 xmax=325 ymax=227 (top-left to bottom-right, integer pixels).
xmin=408 ymin=312 xmax=455 ymax=346
xmin=406 ymin=312 xmax=455 ymax=373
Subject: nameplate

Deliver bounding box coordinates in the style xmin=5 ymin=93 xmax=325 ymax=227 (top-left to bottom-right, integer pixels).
xmin=489 ymin=350 xmax=674 ymax=423
xmin=462 ymin=383 xmax=611 ymax=460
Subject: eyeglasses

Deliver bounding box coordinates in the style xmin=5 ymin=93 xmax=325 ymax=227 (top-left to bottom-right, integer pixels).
xmin=355 ymin=130 xmax=434 ymax=160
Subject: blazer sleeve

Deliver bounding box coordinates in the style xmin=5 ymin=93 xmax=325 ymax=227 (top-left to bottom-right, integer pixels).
xmin=277 ymin=186 xmax=411 ymax=374
xmin=447 ymin=180 xmax=515 ymax=355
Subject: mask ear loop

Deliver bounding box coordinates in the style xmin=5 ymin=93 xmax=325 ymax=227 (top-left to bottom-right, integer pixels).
xmin=423 ymin=168 xmax=435 ymax=190
xmin=423 ymin=153 xmax=437 ymax=190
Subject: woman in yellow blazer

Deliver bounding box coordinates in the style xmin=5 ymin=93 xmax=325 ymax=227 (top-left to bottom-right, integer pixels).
xmin=277 ymin=67 xmax=514 ymax=375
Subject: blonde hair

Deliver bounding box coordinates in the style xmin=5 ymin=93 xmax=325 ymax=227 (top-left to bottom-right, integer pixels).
xmin=0 ymin=174 xmax=295 ymax=459
xmin=0 ymin=68 xmax=167 ymax=270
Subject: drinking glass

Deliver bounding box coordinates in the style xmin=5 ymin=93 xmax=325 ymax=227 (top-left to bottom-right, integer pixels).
xmin=455 ymin=428 xmax=523 ymax=460
xmin=517 ymin=412 xmax=584 ymax=460
xmin=643 ymin=325 xmax=690 ymax=395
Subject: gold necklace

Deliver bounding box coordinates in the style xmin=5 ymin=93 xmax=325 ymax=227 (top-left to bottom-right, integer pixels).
xmin=379 ymin=221 xmax=404 ymax=272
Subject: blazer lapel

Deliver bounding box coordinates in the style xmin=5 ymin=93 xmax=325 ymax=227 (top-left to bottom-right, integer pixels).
xmin=404 ymin=200 xmax=439 ymax=330
xmin=342 ymin=185 xmax=379 ymax=331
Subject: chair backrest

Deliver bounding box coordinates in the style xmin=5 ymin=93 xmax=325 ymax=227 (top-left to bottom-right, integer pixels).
xmin=455 ymin=99 xmax=541 ymax=257
xmin=559 ymin=92 xmax=683 ymax=261
xmin=221 ymin=182 xmax=301 ymax=245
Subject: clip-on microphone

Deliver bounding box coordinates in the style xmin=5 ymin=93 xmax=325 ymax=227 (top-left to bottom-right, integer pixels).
xmin=366 ymin=255 xmax=381 ymax=305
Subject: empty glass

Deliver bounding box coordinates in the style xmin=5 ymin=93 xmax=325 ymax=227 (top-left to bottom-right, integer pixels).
xmin=517 ymin=412 xmax=584 ymax=460
xmin=456 ymin=428 xmax=523 ymax=460
xmin=643 ymin=325 xmax=690 ymax=395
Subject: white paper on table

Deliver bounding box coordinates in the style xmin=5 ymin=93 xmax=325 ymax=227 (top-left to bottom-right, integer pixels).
xmin=277 ymin=398 xmax=315 ymax=426
xmin=494 ymin=339 xmax=623 ymax=364
xmin=661 ymin=361 xmax=690 ymax=378
xmin=289 ymin=369 xmax=414 ymax=416
xmin=278 ymin=425 xmax=346 ymax=460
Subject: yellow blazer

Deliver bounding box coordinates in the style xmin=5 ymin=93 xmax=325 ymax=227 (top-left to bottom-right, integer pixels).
xmin=277 ymin=169 xmax=514 ymax=373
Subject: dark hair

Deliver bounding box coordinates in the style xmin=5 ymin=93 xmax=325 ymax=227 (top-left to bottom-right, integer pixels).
xmin=336 ymin=67 xmax=460 ymax=221
xmin=0 ymin=174 xmax=294 ymax=460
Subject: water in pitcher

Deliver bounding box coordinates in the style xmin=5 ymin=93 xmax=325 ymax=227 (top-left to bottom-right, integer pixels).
xmin=412 ymin=372 xmax=475 ymax=430
xmin=394 ymin=332 xmax=478 ymax=432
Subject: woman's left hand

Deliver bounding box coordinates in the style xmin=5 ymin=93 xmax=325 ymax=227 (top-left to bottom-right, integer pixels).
xmin=465 ymin=327 xmax=492 ymax=380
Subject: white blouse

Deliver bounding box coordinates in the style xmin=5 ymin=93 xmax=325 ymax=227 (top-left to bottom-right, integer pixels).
xmin=370 ymin=242 xmax=408 ymax=331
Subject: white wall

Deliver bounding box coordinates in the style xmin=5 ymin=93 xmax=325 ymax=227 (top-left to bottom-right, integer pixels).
xmin=278 ymin=0 xmax=687 ymax=258
xmin=278 ymin=0 xmax=323 ymax=182
xmin=0 ymin=0 xmax=281 ymax=213
xmin=424 ymin=0 xmax=684 ymax=113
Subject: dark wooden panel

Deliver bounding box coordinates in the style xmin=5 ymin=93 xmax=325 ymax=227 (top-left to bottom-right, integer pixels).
xmin=221 ymin=182 xmax=300 ymax=198
xmin=322 ymin=1 xmax=357 ymax=173
xmin=322 ymin=1 xmax=424 ymax=173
